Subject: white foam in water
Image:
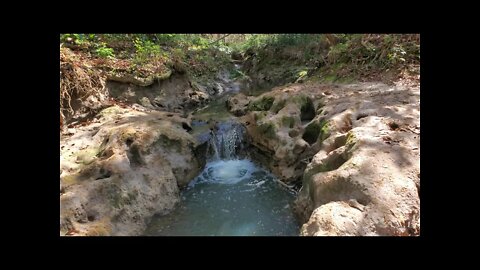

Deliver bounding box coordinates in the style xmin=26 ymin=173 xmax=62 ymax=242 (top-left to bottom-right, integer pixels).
xmin=145 ymin=121 xmax=299 ymax=236
xmin=198 ymin=159 xmax=257 ymax=185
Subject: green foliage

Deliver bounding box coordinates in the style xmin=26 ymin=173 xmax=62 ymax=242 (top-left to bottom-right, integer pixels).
xmin=271 ymin=34 xmax=324 ymax=47
xmin=297 ymin=69 xmax=309 ymax=82
xmin=229 ymin=69 xmax=242 ymax=79
xmin=134 ymin=38 xmax=163 ymax=63
xmin=154 ymin=34 xmax=178 ymax=45
xmin=326 ymin=34 xmax=419 ymax=69
xmin=242 ymin=34 xmax=271 ymax=51
xmin=237 ymin=34 xmax=325 ymax=53
xmin=61 ymin=33 xmax=97 ymax=45
xmin=319 ymin=119 xmax=331 ymax=141
xmin=298 ymin=70 xmax=308 ymax=77
xmin=237 ymin=34 xmax=419 ymax=82
xmin=95 ymin=43 xmax=115 ymax=58
xmin=61 ymin=33 xmax=83 ymax=44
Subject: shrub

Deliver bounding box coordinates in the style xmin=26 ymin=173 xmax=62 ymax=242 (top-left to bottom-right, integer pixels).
xmin=95 ymin=43 xmax=115 ymax=58
xmin=134 ymin=38 xmax=163 ymax=63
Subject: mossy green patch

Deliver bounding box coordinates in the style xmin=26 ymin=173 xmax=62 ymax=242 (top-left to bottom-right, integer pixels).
xmin=258 ymin=122 xmax=277 ymax=139
xmin=345 ymin=131 xmax=357 ymax=150
xmin=298 ymin=70 xmax=308 ymax=77
xmin=192 ymin=96 xmax=232 ymax=122
xmin=76 ymin=147 xmax=100 ymax=165
xmin=119 ymin=127 xmax=137 ymax=142
xmin=97 ymin=106 xmax=123 ymax=119
xmin=61 ymin=174 xmax=79 ymax=186
xmin=319 ymin=119 xmax=331 ymax=142
xmin=248 ymin=96 xmax=275 ymax=111
xmin=281 ymin=116 xmax=296 ymax=128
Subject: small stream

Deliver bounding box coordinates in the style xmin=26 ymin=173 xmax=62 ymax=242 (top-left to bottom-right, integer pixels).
xmin=145 ymin=121 xmax=300 ymax=236
xmin=145 ymin=63 xmax=300 ymax=236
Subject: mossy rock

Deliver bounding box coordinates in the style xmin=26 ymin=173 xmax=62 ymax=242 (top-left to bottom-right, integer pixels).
xmin=253 ymin=111 xmax=268 ymax=121
xmin=258 ymin=122 xmax=277 ymax=139
xmin=97 ymin=106 xmax=123 ymax=119
xmin=119 ymin=127 xmax=137 ymax=143
xmin=61 ymin=174 xmax=79 ymax=186
xmin=281 ymin=116 xmax=296 ymax=128
xmin=345 ymin=131 xmax=357 ymax=150
xmin=293 ymin=95 xmax=315 ymax=121
xmin=271 ymin=99 xmax=286 ymax=114
xmin=320 ymin=119 xmax=331 ymax=141
xmin=106 ymin=184 xmax=139 ymax=209
xmin=302 ymin=121 xmax=321 ymax=144
xmin=248 ymin=96 xmax=275 ymax=111
xmin=76 ymin=147 xmax=100 ymax=165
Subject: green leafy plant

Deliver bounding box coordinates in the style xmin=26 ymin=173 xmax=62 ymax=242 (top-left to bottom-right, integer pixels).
xmin=134 ymin=38 xmax=163 ymax=63
xmin=95 ymin=43 xmax=115 ymax=58
xmin=61 ymin=33 xmax=85 ymax=45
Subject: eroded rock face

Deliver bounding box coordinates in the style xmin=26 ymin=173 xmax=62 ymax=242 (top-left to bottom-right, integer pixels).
xmin=231 ymin=85 xmax=326 ymax=183
xmin=106 ymin=74 xmax=210 ymax=114
xmin=300 ymin=201 xmax=364 ymax=236
xmin=240 ymin=81 xmax=420 ymax=236
xmin=60 ymin=105 xmax=202 ymax=236
xmin=226 ymin=93 xmax=252 ymax=116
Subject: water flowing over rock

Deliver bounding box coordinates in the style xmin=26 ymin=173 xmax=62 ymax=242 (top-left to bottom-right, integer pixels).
xmin=145 ymin=122 xmax=299 ymax=236
xmin=207 ymin=121 xmax=247 ymax=160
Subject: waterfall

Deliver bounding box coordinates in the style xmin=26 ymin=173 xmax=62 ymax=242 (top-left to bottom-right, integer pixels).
xmin=210 ymin=132 xmax=221 ymax=160
xmin=208 ymin=121 xmax=245 ymax=160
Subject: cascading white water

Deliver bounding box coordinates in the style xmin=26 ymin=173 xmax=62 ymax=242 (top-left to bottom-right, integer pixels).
xmin=145 ymin=121 xmax=299 ymax=236
xmin=210 ymin=132 xmax=221 ymax=160
xmin=208 ymin=121 xmax=244 ymax=160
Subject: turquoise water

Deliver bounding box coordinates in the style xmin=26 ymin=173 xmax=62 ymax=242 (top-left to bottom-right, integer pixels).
xmin=144 ymin=159 xmax=299 ymax=236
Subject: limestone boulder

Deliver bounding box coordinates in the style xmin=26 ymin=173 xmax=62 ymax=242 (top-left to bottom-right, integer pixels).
xmin=60 ymin=105 xmax=202 ymax=236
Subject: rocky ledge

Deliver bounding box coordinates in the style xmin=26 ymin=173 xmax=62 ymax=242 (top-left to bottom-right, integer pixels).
xmin=60 ymin=105 xmax=203 ymax=236
xmin=228 ymin=80 xmax=420 ymax=236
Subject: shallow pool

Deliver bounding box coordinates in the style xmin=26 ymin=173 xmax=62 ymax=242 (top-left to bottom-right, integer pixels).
xmin=144 ymin=159 xmax=299 ymax=236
